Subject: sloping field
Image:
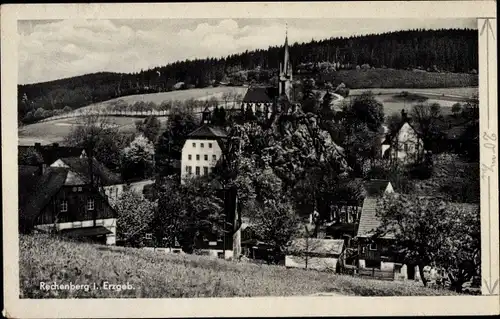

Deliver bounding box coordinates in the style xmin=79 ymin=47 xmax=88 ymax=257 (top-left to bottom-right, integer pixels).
xmin=20 ymin=234 xmax=457 ymax=298
xmin=18 ymin=116 xmax=168 ymax=146
xmin=79 ymin=86 xmax=249 ymax=112
xmin=346 ymin=87 xmax=478 ymax=117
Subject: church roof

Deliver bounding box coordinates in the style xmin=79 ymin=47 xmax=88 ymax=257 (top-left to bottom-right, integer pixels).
xmin=242 ymin=87 xmax=279 ymax=103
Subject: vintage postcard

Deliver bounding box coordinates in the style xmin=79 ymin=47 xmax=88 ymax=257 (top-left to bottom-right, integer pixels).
xmin=1 ymin=1 xmax=498 ymax=317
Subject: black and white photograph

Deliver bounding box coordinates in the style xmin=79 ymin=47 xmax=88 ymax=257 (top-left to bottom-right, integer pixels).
xmin=2 ymin=1 xmax=498 ymax=318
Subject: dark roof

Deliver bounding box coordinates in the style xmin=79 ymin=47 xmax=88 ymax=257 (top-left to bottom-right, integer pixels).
xmin=59 ymin=157 xmax=122 ymax=186
xmin=19 ymin=144 xmax=84 ymax=166
xmin=364 ymin=179 xmax=391 ymax=197
xmin=188 ymin=124 xmax=227 ymax=139
xmin=20 ymin=167 xmax=69 ymax=229
xmin=60 ymin=226 xmax=112 ymax=238
xmin=18 ymin=165 xmax=43 ymax=203
xmin=242 ymin=87 xmax=279 ymax=103
xmin=357 ymin=197 xmax=393 ymax=238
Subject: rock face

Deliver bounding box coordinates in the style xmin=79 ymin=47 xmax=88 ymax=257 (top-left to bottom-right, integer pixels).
xmin=228 ymin=107 xmax=349 ymax=188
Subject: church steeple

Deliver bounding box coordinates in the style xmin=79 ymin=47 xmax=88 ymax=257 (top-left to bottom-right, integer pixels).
xmin=279 ymin=25 xmax=293 ymax=100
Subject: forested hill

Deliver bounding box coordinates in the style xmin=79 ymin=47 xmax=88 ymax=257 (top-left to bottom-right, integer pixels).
xmin=18 ymin=29 xmax=477 ymax=119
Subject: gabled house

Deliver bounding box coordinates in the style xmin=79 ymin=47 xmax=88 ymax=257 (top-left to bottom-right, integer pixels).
xmin=180 ymin=112 xmax=228 ymax=184
xmin=382 ymin=121 xmax=425 ymax=166
xmin=19 ymin=165 xmax=118 ymax=245
xmin=18 ymin=142 xmax=85 ymax=170
xmin=356 ymin=180 xmax=409 ymax=280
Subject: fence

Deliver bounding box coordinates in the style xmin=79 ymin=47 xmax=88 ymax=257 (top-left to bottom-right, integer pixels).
xmin=357 ymin=268 xmax=395 ymax=281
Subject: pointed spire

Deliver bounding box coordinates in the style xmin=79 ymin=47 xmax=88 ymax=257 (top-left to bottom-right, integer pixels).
xmin=283 ymin=24 xmax=290 ymax=75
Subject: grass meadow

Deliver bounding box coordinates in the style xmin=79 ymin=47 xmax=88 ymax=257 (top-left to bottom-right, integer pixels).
xmin=20 ymin=234 xmax=458 ymax=298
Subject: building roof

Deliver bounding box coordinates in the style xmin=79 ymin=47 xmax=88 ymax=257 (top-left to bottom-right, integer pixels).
xmin=18 ymin=165 xmax=43 ymax=203
xmin=364 ymin=179 xmax=391 ymax=197
xmin=19 ymin=143 xmax=85 ymax=166
xmin=57 ymin=157 xmax=122 ymax=186
xmin=287 ymin=238 xmax=344 ymax=256
xmin=20 ymin=167 xmax=69 ymax=229
xmin=187 ymin=124 xmax=228 ymax=140
xmin=242 ymin=87 xmax=279 ymax=103
xmin=356 ymin=197 xmax=388 ymax=238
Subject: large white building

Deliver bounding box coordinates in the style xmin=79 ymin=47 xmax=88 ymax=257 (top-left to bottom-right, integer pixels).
xmin=180 ymin=113 xmax=228 ymax=184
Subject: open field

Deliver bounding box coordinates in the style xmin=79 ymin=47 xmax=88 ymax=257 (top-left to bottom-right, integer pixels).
xmin=18 ymin=116 xmax=169 ymax=146
xmin=19 ymin=86 xmax=476 ymax=145
xmin=79 ymin=86 xmax=249 ymax=112
xmin=20 ymin=234 xmax=458 ymax=298
xmin=345 ymin=87 xmax=477 ymax=117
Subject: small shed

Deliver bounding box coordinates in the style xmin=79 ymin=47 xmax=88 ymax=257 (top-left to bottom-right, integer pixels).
xmin=285 ymin=238 xmax=344 ymax=271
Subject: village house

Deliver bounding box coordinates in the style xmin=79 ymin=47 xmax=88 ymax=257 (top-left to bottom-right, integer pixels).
xmin=18 ymin=142 xmax=86 ymax=168
xmin=19 ymin=156 xmax=121 ymax=245
xmin=285 ymin=238 xmax=344 ymax=271
xmin=355 ymin=180 xmax=412 ymax=281
xmin=382 ymin=120 xmax=425 ymax=166
xmin=180 ymin=108 xmax=228 ymax=184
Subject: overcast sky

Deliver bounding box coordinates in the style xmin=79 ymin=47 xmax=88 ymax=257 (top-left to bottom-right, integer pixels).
xmin=18 ymin=18 xmax=476 ymax=84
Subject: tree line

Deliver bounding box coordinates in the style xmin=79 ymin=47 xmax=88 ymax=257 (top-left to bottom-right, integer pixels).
xmin=18 ymin=29 xmax=477 ymax=120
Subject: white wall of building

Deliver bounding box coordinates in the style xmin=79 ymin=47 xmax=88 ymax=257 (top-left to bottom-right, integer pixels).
xmin=181 ymin=138 xmax=223 ymax=183
xmin=390 ymin=123 xmax=424 ymax=163
xmin=285 ymin=255 xmax=338 ymax=271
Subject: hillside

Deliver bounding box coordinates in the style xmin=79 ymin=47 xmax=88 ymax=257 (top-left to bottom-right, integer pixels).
xmin=19 ymin=234 xmax=458 ymax=298
xmin=18 ymin=28 xmax=477 ymax=120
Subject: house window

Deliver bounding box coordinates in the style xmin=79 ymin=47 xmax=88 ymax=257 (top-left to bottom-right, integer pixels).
xmin=145 ymin=233 xmax=152 ymax=240
xmin=204 ymin=155 xmax=208 ymax=161
xmin=188 ymin=154 xmax=192 ymax=160
xmin=212 ymin=155 xmax=217 ymax=161
xmin=203 ymin=167 xmax=208 ymax=175
xmin=87 ymin=198 xmax=95 ymax=211
xmin=201 ymin=143 xmax=204 ymax=148
xmin=196 ymin=155 xmax=200 ymax=161
xmin=404 ymin=143 xmax=409 ymax=153
xmin=192 ymin=142 xmax=196 ymax=147
xmin=369 ymin=243 xmax=377 ymax=251
xmin=195 ymin=166 xmax=200 ymax=176
xmin=186 ymin=166 xmax=192 ymax=174
xmin=60 ymin=200 xmax=68 ymax=212
xmin=209 ymin=143 xmax=213 ymax=148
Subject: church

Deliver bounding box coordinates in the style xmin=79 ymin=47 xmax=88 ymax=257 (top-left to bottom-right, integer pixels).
xmin=240 ymin=31 xmax=294 ymax=118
